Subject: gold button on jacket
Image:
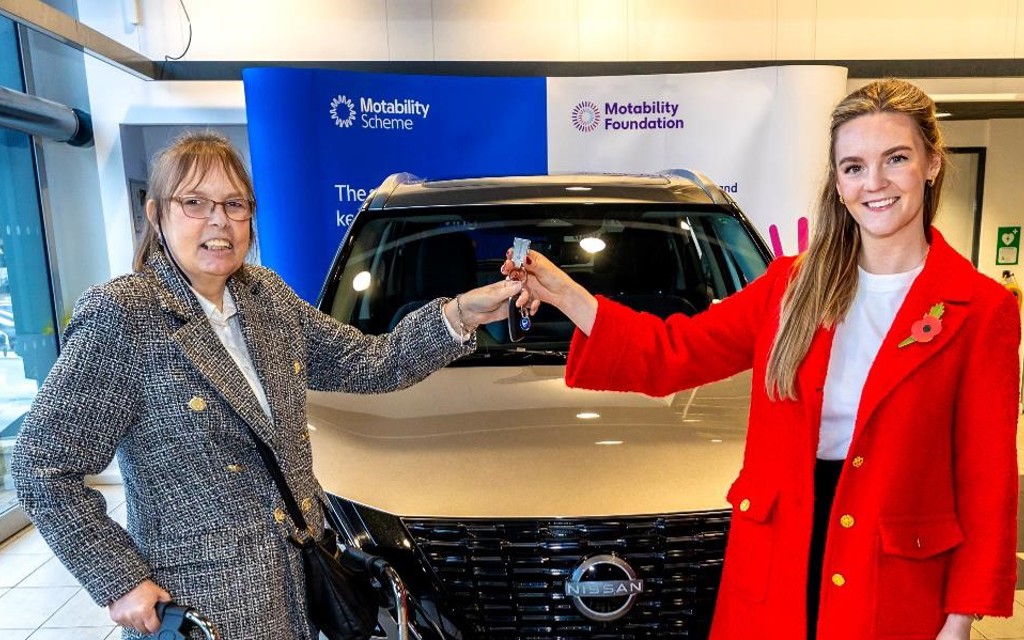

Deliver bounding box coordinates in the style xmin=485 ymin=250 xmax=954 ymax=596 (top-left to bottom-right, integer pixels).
xmin=840 ymin=514 xmax=855 ymax=528
xmin=226 ymin=464 xmax=243 ymax=473
xmin=831 ymin=573 xmax=846 ymax=587
xmin=273 ymin=508 xmax=286 ymax=523
xmin=188 ymin=396 xmax=207 ymax=412
xmin=739 ymin=498 xmax=751 ymax=512
xmin=301 ymin=497 xmax=313 ymax=513
xmin=851 ymin=456 xmax=864 ymax=468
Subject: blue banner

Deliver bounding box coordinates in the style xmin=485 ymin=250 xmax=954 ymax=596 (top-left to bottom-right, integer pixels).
xmin=243 ymin=68 xmax=548 ymax=302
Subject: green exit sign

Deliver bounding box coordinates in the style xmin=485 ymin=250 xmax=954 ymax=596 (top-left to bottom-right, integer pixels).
xmin=997 ymin=227 xmax=1020 ymax=265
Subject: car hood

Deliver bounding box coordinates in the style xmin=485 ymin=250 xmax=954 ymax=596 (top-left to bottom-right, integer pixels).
xmin=307 ymin=366 xmax=751 ymax=519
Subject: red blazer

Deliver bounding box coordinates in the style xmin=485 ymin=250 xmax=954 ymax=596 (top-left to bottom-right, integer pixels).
xmin=566 ymin=229 xmax=1021 ymax=639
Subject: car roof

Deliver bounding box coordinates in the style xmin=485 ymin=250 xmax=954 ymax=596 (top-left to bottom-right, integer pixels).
xmin=364 ymin=171 xmax=737 ymax=210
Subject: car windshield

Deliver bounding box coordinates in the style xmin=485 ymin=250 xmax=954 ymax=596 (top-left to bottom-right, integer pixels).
xmin=325 ymin=204 xmax=770 ymax=359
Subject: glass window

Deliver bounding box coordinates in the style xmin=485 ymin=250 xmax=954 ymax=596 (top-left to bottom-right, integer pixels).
xmin=0 ymin=16 xmax=60 ymax=529
xmin=327 ymin=204 xmax=769 ymax=356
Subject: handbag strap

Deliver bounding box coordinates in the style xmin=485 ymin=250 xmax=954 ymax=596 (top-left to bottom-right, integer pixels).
xmin=243 ymin=425 xmax=312 ymax=535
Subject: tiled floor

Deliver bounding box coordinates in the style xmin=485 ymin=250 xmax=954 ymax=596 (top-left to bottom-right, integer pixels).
xmin=3 ymin=472 xmax=1024 ymax=639
xmin=0 ymin=484 xmax=125 ymax=640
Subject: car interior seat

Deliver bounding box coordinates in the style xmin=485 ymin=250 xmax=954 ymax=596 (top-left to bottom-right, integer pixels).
xmin=594 ymin=229 xmax=698 ymax=318
xmin=388 ymin=231 xmax=478 ymax=331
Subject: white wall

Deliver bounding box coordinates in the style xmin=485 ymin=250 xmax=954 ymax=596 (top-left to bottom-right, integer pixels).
xmin=73 ymin=0 xmax=1024 ymax=280
xmin=83 ymin=55 xmax=245 ymax=276
xmin=941 ymin=119 xmax=1024 ymax=381
xmin=941 ymin=119 xmax=1024 ymax=283
xmin=78 ymin=0 xmax=1024 ymax=63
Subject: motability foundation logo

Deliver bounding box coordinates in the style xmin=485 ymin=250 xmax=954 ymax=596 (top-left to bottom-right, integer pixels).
xmin=329 ymin=92 xmax=431 ymax=131
xmin=571 ymin=98 xmax=684 ymax=132
xmin=571 ymin=101 xmax=601 ymax=132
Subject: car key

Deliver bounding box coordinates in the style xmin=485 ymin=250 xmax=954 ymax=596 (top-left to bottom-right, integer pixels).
xmin=507 ymin=237 xmax=532 ymax=342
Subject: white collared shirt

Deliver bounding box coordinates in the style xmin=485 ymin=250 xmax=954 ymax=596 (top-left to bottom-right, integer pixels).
xmin=191 ymin=287 xmax=274 ymax=420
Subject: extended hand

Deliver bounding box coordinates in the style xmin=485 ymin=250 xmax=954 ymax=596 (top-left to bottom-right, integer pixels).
xmin=500 ymin=249 xmax=599 ymax=335
xmin=108 ymin=578 xmax=171 ymax=634
xmin=444 ymin=279 xmax=524 ymax=329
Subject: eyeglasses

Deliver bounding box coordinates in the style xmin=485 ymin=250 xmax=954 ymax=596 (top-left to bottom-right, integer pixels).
xmin=169 ymin=196 xmax=254 ymax=221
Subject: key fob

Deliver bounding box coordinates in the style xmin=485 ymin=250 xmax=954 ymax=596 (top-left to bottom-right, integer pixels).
xmin=508 ymin=297 xmax=531 ymax=342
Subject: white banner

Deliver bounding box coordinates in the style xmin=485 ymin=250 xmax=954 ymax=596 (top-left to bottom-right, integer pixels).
xmin=547 ymin=66 xmax=849 ymax=255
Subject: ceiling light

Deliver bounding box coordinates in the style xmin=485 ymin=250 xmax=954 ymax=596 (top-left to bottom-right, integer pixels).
xmin=565 ymin=186 xmax=592 ymax=191
xmin=595 ymin=440 xmax=623 ymax=446
xmin=352 ymin=271 xmax=371 ymax=291
xmin=576 ymin=411 xmax=600 ymax=420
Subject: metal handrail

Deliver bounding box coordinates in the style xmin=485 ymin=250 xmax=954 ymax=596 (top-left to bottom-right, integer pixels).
xmin=382 ymin=565 xmax=411 ymax=640
xmin=0 ymin=86 xmax=92 ymax=146
xmin=183 ymin=609 xmax=222 ymax=640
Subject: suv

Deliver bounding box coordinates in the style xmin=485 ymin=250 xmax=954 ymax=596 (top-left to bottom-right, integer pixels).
xmin=310 ymin=171 xmax=774 ymax=640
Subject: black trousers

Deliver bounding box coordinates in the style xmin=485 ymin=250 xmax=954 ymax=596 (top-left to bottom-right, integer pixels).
xmin=807 ymin=458 xmax=844 ymax=640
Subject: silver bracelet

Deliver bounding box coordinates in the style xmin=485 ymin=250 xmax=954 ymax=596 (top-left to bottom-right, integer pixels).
xmin=455 ymin=294 xmax=474 ymax=340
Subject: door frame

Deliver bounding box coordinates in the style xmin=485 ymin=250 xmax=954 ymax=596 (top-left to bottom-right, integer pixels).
xmin=946 ymin=146 xmax=986 ymax=267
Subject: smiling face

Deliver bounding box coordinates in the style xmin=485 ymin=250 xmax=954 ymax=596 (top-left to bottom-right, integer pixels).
xmin=834 ymin=111 xmax=941 ymax=257
xmin=146 ymin=163 xmax=251 ymax=302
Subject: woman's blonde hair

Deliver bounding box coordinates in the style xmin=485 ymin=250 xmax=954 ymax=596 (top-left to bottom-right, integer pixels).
xmin=765 ymin=78 xmax=946 ymax=400
xmin=132 ymin=131 xmax=257 ymax=272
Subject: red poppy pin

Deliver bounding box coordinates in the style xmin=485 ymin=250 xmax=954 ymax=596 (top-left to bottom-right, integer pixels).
xmin=897 ymin=303 xmax=944 ymax=348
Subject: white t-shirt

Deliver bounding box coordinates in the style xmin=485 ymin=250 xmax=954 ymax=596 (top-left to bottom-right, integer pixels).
xmin=817 ymin=264 xmax=923 ymax=460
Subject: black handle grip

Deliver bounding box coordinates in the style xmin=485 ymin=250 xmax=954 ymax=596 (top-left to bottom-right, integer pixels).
xmin=340 ymin=544 xmax=390 ymax=577
xmin=155 ymin=601 xmax=189 ymax=640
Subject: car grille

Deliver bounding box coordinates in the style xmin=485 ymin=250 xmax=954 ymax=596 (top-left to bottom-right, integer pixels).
xmin=402 ymin=511 xmax=730 ymax=640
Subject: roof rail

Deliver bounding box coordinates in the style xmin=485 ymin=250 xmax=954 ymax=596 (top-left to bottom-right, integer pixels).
xmin=659 ymin=168 xmax=729 ymax=205
xmin=365 ymin=172 xmax=422 ymax=210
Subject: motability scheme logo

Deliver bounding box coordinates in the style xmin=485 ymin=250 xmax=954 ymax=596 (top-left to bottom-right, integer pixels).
xmin=570 ymin=98 xmax=684 ymax=133
xmin=329 ymin=93 xmax=431 ymax=131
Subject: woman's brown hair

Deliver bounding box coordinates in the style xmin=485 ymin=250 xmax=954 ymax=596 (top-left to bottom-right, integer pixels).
xmin=765 ymin=79 xmax=946 ymax=400
xmin=132 ymin=131 xmax=257 ymax=272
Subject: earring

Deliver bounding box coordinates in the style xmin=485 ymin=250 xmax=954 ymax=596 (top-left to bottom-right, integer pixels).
xmin=838 ymin=193 xmax=845 ymax=205
xmin=926 ymin=178 xmax=934 ymax=188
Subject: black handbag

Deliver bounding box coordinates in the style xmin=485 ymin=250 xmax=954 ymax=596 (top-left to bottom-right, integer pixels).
xmin=245 ymin=426 xmax=379 ymax=640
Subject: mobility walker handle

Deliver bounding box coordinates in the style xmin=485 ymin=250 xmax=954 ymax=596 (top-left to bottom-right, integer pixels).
xmin=155 ymin=601 xmax=222 ymax=640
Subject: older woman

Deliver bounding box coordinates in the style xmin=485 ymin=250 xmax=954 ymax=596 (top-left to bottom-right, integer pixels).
xmin=13 ymin=132 xmax=521 ymax=639
xmin=507 ymin=79 xmax=1020 ymax=640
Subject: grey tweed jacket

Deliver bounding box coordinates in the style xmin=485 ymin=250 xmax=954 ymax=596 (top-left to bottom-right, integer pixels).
xmin=12 ymin=252 xmax=471 ymax=639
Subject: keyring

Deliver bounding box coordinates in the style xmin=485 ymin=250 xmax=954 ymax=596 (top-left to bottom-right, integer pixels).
xmin=507 ymin=268 xmax=529 ymax=285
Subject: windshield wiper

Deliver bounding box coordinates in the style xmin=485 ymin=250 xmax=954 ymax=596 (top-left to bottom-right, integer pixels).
xmin=458 ymin=345 xmax=569 ymax=362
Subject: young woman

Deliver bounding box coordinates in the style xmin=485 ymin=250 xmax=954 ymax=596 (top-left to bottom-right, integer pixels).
xmin=506 ymin=79 xmax=1020 ymax=640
